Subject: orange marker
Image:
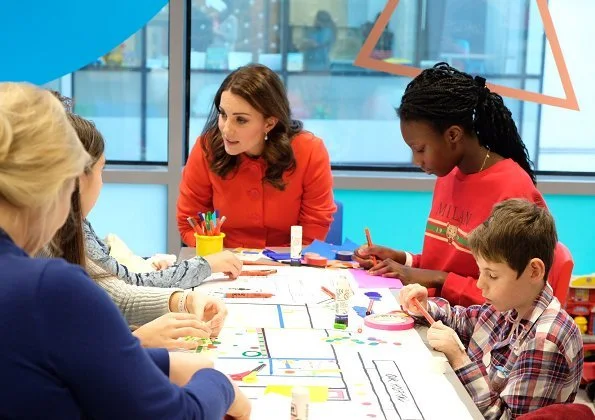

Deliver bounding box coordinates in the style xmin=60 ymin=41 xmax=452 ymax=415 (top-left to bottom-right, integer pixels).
xmin=239 ymin=269 xmax=277 ymax=276
xmin=321 ymin=286 xmax=336 ymax=300
xmin=411 ymin=297 xmax=465 ymax=352
xmin=214 ymin=216 xmax=226 ymax=235
xmin=366 ymin=299 xmax=375 ymax=316
xmin=242 ymin=260 xmax=285 ymax=267
xmin=411 ymin=297 xmax=435 ymax=325
xmin=364 ymin=227 xmax=377 ymax=265
xmin=187 ymin=217 xmax=204 ymax=235
xmin=224 ymin=292 xmax=273 ymax=299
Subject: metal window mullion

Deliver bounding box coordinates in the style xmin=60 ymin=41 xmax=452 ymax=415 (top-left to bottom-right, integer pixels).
xmin=167 ymin=0 xmax=187 ymax=255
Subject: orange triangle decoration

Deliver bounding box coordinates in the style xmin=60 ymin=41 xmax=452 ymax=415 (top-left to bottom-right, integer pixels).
xmin=354 ymin=0 xmax=579 ymax=111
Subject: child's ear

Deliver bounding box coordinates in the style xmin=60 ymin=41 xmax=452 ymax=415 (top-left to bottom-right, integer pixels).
xmin=527 ymin=258 xmax=546 ymax=284
xmin=443 ymin=125 xmax=464 ymax=146
xmin=78 ymin=174 xmax=87 ymax=193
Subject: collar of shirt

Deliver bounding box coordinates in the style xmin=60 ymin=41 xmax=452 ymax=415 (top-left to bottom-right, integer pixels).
xmin=503 ymin=283 xmax=554 ymax=330
xmin=472 ymin=283 xmax=555 ymax=354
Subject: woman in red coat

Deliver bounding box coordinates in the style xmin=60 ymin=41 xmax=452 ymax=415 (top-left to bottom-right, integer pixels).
xmin=177 ymin=64 xmax=336 ymax=248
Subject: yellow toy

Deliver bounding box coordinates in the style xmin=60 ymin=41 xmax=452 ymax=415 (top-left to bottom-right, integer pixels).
xmin=574 ymin=316 xmax=588 ymax=334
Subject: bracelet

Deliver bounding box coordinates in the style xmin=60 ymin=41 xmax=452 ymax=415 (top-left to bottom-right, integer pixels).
xmin=404 ymin=252 xmax=413 ymax=267
xmin=178 ymin=290 xmax=191 ymax=313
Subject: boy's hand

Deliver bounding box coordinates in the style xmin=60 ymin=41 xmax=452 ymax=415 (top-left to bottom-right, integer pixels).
xmin=369 ymin=260 xmax=447 ymax=288
xmin=427 ymin=321 xmax=468 ymax=369
xmin=353 ymin=245 xmax=403 ymax=269
xmin=399 ymin=284 xmax=429 ymax=314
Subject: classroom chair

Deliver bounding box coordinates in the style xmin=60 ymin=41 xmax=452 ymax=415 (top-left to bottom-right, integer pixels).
xmin=326 ymin=200 xmax=343 ymax=245
xmin=517 ymin=403 xmax=594 ymax=419
xmin=548 ymin=242 xmax=574 ymax=305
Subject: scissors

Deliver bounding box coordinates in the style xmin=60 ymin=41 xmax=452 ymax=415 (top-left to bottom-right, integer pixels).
xmin=230 ymin=363 xmax=266 ymax=381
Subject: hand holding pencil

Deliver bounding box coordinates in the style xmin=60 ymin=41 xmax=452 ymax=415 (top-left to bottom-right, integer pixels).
xmin=353 ymin=242 xmax=405 ymax=270
xmin=398 ymin=284 xmax=429 ymax=315
xmin=399 ymin=284 xmax=466 ymax=359
xmin=364 ymin=227 xmax=377 ymax=265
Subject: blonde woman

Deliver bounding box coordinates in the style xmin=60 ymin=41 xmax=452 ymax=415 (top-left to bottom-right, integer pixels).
xmin=0 ymin=83 xmax=250 ymax=419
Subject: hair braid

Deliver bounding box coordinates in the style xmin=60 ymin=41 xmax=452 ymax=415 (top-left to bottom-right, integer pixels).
xmin=397 ymin=62 xmax=536 ymax=184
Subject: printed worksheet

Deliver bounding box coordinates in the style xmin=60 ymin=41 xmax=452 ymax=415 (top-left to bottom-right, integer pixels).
xmin=199 ymin=327 xmax=473 ymax=420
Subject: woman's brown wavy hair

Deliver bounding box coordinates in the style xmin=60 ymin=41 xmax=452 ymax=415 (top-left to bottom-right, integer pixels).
xmin=200 ymin=63 xmax=302 ymax=190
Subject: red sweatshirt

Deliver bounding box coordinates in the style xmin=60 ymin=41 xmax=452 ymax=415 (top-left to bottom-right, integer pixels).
xmin=177 ymin=132 xmax=336 ymax=248
xmin=413 ymin=159 xmax=546 ymax=306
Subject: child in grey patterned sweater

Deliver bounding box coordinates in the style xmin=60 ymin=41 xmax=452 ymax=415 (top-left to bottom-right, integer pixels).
xmin=84 ymin=218 xmax=227 ymax=289
xmin=58 ymin=92 xmax=242 ymax=290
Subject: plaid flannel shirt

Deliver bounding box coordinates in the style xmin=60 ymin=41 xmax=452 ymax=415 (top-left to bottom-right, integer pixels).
xmin=428 ymin=284 xmax=583 ymax=419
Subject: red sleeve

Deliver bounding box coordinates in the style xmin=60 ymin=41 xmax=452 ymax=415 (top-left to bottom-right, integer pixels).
xmin=177 ymin=138 xmax=213 ymax=246
xmin=441 ymin=272 xmax=485 ymax=307
xmin=503 ymin=187 xmax=546 ymax=209
xmin=411 ymin=253 xmax=421 ymax=268
xmin=297 ymin=137 xmax=336 ymax=245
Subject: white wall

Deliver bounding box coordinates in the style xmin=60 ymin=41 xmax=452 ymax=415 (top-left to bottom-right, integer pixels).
xmin=538 ymin=0 xmax=595 ymax=170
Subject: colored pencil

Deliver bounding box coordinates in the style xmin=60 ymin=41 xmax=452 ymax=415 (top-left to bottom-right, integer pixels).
xmin=412 ymin=297 xmax=465 ymax=352
xmin=224 ymin=292 xmax=274 ymax=299
xmin=364 ymin=227 xmax=377 ymax=265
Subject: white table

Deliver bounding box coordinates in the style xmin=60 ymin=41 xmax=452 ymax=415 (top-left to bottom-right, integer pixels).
xmin=179 ymin=248 xmax=483 ymax=419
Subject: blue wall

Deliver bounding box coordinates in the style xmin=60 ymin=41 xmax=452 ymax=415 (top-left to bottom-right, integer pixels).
xmin=335 ymin=189 xmax=595 ymax=275
xmin=87 ymin=185 xmax=594 ymax=274
xmin=87 ymin=184 xmax=168 ymax=258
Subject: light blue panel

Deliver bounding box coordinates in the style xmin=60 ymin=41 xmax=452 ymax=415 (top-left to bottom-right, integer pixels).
xmin=87 ymin=184 xmax=167 ymax=257
xmin=544 ymin=194 xmax=595 ymax=275
xmin=335 ymin=189 xmax=595 ymax=276
xmin=334 ymin=190 xmax=432 ymax=254
xmin=0 ymin=0 xmax=168 ymax=83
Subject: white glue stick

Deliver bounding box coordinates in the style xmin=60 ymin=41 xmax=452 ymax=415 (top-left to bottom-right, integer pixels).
xmin=290 ymin=386 xmax=309 ymax=420
xmin=290 ymin=225 xmax=302 ymax=266
xmin=334 ymin=274 xmax=350 ymax=329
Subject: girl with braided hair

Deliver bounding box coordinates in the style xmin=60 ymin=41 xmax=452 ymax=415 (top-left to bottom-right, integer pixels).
xmin=354 ymin=62 xmax=547 ymax=306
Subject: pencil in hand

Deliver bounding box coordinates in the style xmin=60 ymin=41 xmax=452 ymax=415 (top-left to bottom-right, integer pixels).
xmin=413 ymin=297 xmax=466 ymax=352
xmin=364 ymin=227 xmax=377 ymax=266
xmin=411 ymin=297 xmax=435 ymax=325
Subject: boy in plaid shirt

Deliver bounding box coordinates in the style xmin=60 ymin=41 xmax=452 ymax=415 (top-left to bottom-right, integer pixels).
xmin=400 ymin=199 xmax=583 ymax=419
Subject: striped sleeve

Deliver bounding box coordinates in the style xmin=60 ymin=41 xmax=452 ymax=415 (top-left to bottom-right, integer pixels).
xmin=84 ymin=219 xmax=212 ymax=289
xmin=427 ymin=297 xmax=483 ymax=345
xmin=87 ymin=260 xmax=181 ymax=326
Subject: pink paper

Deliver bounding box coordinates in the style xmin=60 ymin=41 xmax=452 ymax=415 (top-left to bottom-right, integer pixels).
xmin=348 ymin=269 xmax=403 ymax=289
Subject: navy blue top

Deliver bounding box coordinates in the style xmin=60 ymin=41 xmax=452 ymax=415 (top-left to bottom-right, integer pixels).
xmin=0 ymin=231 xmax=234 ymax=419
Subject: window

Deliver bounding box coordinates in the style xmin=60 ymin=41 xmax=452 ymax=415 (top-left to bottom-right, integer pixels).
xmin=44 ymin=5 xmax=170 ymax=163
xmin=187 ymin=0 xmax=594 ymax=174
xmin=188 ymin=0 xmax=282 ymax=150
xmin=34 ymin=0 xmax=592 ymax=259
xmin=88 ymin=184 xmax=168 ymax=256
